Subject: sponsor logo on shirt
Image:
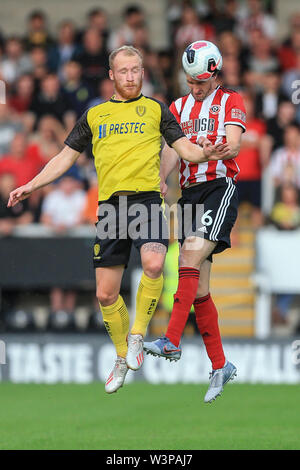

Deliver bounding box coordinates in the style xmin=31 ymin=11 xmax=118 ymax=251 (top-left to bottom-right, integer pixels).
xmin=180 ymin=118 xmax=215 ymax=135
xmin=231 ymin=108 xmax=246 ymax=122
xmin=98 ymin=122 xmax=146 ymax=139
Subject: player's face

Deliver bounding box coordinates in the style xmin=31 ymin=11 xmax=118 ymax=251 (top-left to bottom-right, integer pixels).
xmin=109 ymin=52 xmax=144 ymax=101
xmin=186 ymin=75 xmax=217 ymax=101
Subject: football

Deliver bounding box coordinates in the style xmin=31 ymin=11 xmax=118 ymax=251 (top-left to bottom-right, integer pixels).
xmin=182 ymin=40 xmax=223 ymax=81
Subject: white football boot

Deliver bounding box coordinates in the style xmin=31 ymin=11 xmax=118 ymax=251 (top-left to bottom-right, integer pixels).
xmin=105 ymin=357 xmax=129 ymax=394
xmin=126 ymin=334 xmax=144 ymax=370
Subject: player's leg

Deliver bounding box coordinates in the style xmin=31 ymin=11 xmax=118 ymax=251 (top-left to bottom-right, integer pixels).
xmin=144 ymin=237 xmax=216 ymax=360
xmin=96 ymin=265 xmax=130 ymax=393
xmin=193 ymin=260 xmax=236 ymax=403
xmin=126 ymin=192 xmax=169 ymax=370
xmin=193 ymin=259 xmax=226 ymax=371
xmin=126 ymin=242 xmax=166 ymax=370
xmin=163 ymin=237 xmax=216 ymax=348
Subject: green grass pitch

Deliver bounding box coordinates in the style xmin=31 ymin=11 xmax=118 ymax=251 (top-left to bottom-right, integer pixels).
xmin=0 ymin=382 xmax=299 ymax=450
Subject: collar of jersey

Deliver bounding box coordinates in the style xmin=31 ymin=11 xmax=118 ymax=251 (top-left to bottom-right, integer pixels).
xmin=110 ymin=93 xmax=143 ymax=104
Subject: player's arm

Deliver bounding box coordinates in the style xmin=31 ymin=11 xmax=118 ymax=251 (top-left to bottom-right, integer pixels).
xmin=206 ymin=124 xmax=243 ymax=161
xmin=160 ymin=141 xmax=178 ymax=181
xmin=172 ymin=136 xmax=231 ymax=163
xmin=8 ymin=109 xmax=92 ymax=208
xmin=7 ymin=145 xmax=80 ymax=207
xmin=160 ymin=101 xmax=231 ymax=164
xmin=159 ymin=141 xmax=179 ymax=197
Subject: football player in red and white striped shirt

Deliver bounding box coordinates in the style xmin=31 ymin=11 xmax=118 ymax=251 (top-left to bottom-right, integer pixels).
xmin=144 ymin=41 xmax=246 ymax=402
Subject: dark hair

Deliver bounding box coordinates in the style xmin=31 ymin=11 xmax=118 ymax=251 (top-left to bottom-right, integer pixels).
xmin=124 ymin=5 xmax=143 ymax=17
xmin=28 ymin=10 xmax=46 ymax=21
xmin=88 ymin=8 xmax=105 ymax=18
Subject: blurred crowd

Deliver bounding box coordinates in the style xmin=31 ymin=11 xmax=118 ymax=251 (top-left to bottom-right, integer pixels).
xmin=1 ymin=0 xmax=300 ymax=328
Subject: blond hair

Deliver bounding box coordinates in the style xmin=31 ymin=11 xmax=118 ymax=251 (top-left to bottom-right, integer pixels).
xmin=109 ymin=45 xmax=143 ymax=69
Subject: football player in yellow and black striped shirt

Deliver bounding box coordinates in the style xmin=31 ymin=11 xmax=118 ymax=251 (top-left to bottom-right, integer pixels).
xmin=8 ymin=45 xmax=232 ymax=393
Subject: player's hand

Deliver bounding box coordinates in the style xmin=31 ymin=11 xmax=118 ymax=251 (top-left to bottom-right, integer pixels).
xmin=208 ymin=142 xmax=232 ymax=161
xmin=197 ymin=136 xmax=211 ymax=147
xmin=7 ymin=183 xmax=34 ymax=207
xmin=160 ymin=180 xmax=168 ymax=197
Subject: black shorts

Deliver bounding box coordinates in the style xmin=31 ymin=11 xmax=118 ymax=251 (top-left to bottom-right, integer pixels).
xmin=178 ymin=177 xmax=238 ymax=261
xmin=93 ymin=191 xmax=169 ymax=268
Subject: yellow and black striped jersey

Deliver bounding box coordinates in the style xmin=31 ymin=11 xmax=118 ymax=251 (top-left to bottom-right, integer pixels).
xmin=65 ymin=94 xmax=184 ymax=201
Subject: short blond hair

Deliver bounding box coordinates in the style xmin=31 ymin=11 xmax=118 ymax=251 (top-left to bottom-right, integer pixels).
xmin=109 ymin=45 xmax=143 ymax=69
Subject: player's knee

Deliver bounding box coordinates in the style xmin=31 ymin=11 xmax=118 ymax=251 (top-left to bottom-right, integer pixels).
xmin=96 ymin=289 xmax=119 ymax=307
xmin=143 ymin=259 xmax=164 ymax=278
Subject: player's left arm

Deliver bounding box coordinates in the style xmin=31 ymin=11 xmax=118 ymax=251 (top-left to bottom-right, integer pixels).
xmin=224 ymin=124 xmax=243 ymax=159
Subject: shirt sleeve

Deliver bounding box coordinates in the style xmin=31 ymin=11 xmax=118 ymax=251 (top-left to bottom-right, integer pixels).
xmin=64 ymin=110 xmax=92 ymax=153
xmin=159 ymin=101 xmax=185 ymax=147
xmin=224 ymin=92 xmax=247 ymax=132
xmin=169 ymin=101 xmax=181 ymax=123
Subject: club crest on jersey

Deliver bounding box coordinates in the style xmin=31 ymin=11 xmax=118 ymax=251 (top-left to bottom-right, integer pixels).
xmin=209 ymin=105 xmax=221 ymax=115
xmin=136 ymin=106 xmax=146 ymax=117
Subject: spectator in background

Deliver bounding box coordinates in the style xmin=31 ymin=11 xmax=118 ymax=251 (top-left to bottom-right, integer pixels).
xmin=213 ymin=0 xmax=238 ymax=35
xmin=87 ymin=77 xmax=114 ymax=108
xmin=108 ymin=5 xmax=146 ymax=52
xmin=244 ymin=33 xmax=279 ymax=92
xmin=80 ymin=173 xmax=98 ymax=225
xmin=29 ymin=46 xmax=49 ymax=92
xmin=29 ymin=115 xmax=65 ymax=162
xmin=0 ymin=132 xmax=43 ymax=187
xmin=62 ymin=60 xmax=94 ymax=118
xmin=0 ymin=36 xmax=32 ymax=85
xmin=48 ymin=20 xmax=81 ymax=77
xmin=142 ymin=50 xmax=167 ymax=97
xmin=29 ymin=73 xmax=71 ymax=124
xmin=235 ymin=93 xmax=266 ymax=227
xmin=278 ymin=14 xmax=300 ymax=72
xmin=8 ymin=74 xmax=34 ymax=114
xmin=270 ymin=183 xmax=300 ymax=326
xmin=23 ymin=10 xmax=54 ymax=51
xmin=236 ymin=0 xmax=277 ymax=45
xmin=255 ymin=70 xmax=285 ymax=120
xmin=72 ymin=28 xmax=109 ymax=94
xmin=0 ymin=103 xmax=23 ymax=156
xmin=40 ymin=170 xmax=86 ymax=329
xmin=157 ymin=50 xmax=175 ymax=102
xmin=218 ymin=31 xmax=242 ymax=61
xmin=270 ymin=124 xmax=300 ymax=190
xmin=220 ymin=55 xmax=242 ymax=91
xmin=77 ymin=8 xmax=109 ymax=48
xmin=174 ymin=4 xmax=215 ymax=50
xmin=0 ymin=173 xmax=33 ymax=236
xmin=270 ymin=183 xmax=300 ymax=231
xmin=264 ymin=101 xmax=297 ymax=154
xmin=41 ymin=169 xmax=85 ymax=233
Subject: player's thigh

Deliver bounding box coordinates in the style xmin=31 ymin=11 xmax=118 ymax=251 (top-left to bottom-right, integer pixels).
xmin=179 ymin=237 xmax=216 ymax=269
xmin=133 ymin=193 xmax=168 ymax=278
xmin=95 ymin=265 xmax=125 ymax=306
xmin=140 ymin=242 xmax=167 ymax=278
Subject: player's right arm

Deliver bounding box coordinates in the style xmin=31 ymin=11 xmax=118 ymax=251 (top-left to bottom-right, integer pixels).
xmin=160 ymin=142 xmax=179 ymax=197
xmin=7 ymin=145 xmax=80 ymax=207
xmin=160 ymin=101 xmax=231 ymax=164
xmin=8 ymin=109 xmax=93 ymax=208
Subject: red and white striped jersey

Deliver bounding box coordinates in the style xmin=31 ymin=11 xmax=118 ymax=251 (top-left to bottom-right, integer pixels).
xmin=169 ymin=86 xmax=246 ymax=187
